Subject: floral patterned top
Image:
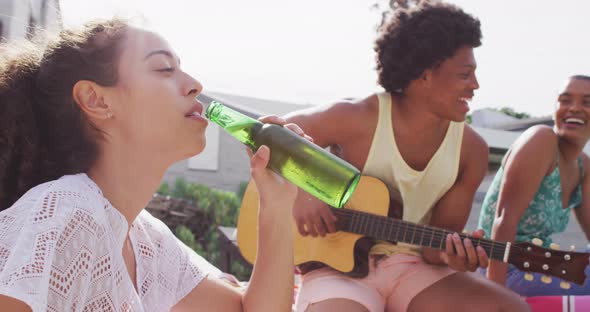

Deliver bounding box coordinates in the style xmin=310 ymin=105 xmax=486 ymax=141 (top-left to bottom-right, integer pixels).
xmin=478 ymin=157 xmax=584 ymax=248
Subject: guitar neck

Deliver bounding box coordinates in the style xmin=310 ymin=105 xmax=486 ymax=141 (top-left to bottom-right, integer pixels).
xmin=332 ymin=208 xmax=510 ymax=262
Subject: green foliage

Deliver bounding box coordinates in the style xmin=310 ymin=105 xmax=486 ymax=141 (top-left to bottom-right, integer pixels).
xmin=168 ymin=177 xmax=241 ymax=226
xmin=487 ymin=107 xmax=531 ymax=120
xmin=175 ymin=225 xmax=197 ymax=250
xmin=162 ymin=177 xmax=252 ymax=281
xmin=230 ymin=260 xmax=251 ymax=281
xmin=498 ymin=107 xmax=531 ymax=119
xmin=466 ymin=114 xmax=472 ymax=124
xmin=237 ymin=181 xmax=249 ymax=201
xmin=157 ymin=182 xmax=171 ymax=195
xmin=172 ymin=178 xmax=191 ymax=199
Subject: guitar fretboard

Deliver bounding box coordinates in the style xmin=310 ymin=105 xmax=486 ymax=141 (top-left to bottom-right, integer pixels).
xmin=333 ymin=208 xmax=509 ymax=262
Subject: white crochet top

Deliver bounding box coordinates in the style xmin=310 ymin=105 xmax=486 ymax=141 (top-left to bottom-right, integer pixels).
xmin=0 ymin=173 xmax=220 ymax=311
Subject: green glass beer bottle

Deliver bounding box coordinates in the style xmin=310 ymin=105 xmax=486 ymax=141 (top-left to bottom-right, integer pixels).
xmin=205 ymin=101 xmax=360 ymax=208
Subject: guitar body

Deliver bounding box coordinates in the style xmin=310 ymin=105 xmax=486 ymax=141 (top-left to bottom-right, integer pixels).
xmin=237 ymin=175 xmax=390 ymax=275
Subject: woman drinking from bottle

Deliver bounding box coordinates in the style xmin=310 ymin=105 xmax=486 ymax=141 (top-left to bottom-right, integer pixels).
xmin=0 ymin=18 xmax=306 ymax=311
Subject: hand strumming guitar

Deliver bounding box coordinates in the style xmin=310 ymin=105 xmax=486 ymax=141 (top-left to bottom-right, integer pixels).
xmin=292 ymin=144 xmax=349 ymax=237
xmin=292 ymin=192 xmax=337 ymax=237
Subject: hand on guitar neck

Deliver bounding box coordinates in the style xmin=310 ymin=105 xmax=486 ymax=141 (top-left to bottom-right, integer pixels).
xmin=422 ymin=229 xmax=489 ymax=272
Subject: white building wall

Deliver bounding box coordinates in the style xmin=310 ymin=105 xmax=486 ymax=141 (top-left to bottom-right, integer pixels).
xmin=472 ymin=126 xmax=522 ymax=151
xmin=8 ymin=0 xmax=29 ymax=38
xmin=31 ymin=0 xmax=61 ymax=33
xmin=188 ymin=124 xmax=220 ymax=171
xmin=471 ymin=108 xmax=518 ymax=128
xmin=0 ymin=0 xmax=60 ymax=40
xmin=0 ymin=0 xmax=16 ymax=38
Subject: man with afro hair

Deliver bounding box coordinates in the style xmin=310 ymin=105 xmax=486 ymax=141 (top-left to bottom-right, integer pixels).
xmin=285 ymin=2 xmax=530 ymax=311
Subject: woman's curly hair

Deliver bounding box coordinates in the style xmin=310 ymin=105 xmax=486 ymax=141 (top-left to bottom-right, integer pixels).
xmin=0 ymin=19 xmax=129 ymax=210
xmin=375 ymin=1 xmax=482 ymax=94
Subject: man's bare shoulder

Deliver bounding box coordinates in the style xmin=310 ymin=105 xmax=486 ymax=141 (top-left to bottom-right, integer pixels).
xmin=459 ymin=124 xmax=489 ymax=177
xmin=285 ymin=94 xmax=376 ymax=122
xmin=463 ymin=124 xmax=488 ymax=153
xmin=283 ymin=94 xmax=377 ymax=146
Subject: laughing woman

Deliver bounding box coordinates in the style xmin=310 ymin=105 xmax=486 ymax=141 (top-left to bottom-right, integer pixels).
xmin=478 ymin=75 xmax=590 ymax=296
xmin=0 ymin=18 xmax=304 ymax=311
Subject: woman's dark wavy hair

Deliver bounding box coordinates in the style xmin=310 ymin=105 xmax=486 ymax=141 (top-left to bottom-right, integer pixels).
xmin=375 ymin=1 xmax=482 ymax=94
xmin=0 ymin=19 xmax=129 ymax=210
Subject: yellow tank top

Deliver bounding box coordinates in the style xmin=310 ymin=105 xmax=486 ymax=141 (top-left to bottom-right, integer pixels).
xmin=365 ymin=92 xmax=464 ymax=256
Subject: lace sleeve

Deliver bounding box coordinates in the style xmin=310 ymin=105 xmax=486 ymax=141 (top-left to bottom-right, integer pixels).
xmin=0 ymin=188 xmax=101 ymax=312
xmin=174 ymin=236 xmax=223 ymax=303
xmin=134 ymin=210 xmax=222 ymax=306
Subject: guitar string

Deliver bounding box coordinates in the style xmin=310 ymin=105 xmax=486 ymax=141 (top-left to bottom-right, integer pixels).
xmin=333 ymin=210 xmax=538 ymax=255
xmin=152 ymin=195 xmax=580 ymax=273
xmin=334 ymin=211 xmax=590 ymax=280
xmin=339 ymin=220 xmax=508 ymax=262
xmin=335 ymin=211 xmax=587 ymax=283
xmin=152 ymin=195 xmax=583 ymax=282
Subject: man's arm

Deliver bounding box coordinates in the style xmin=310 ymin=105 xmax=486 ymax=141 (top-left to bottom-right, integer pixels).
xmin=284 ymin=100 xmax=369 ymax=236
xmin=421 ymin=125 xmax=489 ymax=270
xmin=284 ymin=101 xmax=359 ymax=148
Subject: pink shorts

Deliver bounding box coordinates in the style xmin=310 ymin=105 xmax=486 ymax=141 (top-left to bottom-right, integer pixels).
xmin=295 ymin=253 xmax=455 ymax=312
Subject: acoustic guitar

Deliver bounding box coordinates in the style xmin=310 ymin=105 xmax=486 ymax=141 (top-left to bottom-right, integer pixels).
xmin=237 ymin=175 xmax=589 ymax=286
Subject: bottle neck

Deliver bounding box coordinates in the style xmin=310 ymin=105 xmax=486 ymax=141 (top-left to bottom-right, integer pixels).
xmin=206 ymin=101 xmax=257 ymax=125
xmin=206 ymin=101 xmax=262 ymax=147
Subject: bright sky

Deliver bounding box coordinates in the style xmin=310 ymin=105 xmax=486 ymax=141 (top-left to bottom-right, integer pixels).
xmin=58 ymin=0 xmax=590 ymax=117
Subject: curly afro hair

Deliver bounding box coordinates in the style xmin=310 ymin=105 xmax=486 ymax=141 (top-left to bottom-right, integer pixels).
xmin=375 ymin=1 xmax=482 ymax=94
xmin=571 ymin=75 xmax=590 ymax=81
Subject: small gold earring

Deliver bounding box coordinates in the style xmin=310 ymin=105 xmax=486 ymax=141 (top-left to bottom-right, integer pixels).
xmin=106 ymin=111 xmax=113 ymax=119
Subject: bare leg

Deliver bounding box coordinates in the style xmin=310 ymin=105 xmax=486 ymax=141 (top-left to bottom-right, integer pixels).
xmin=407 ymin=272 xmax=530 ymax=312
xmin=305 ymin=299 xmax=370 ymax=312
